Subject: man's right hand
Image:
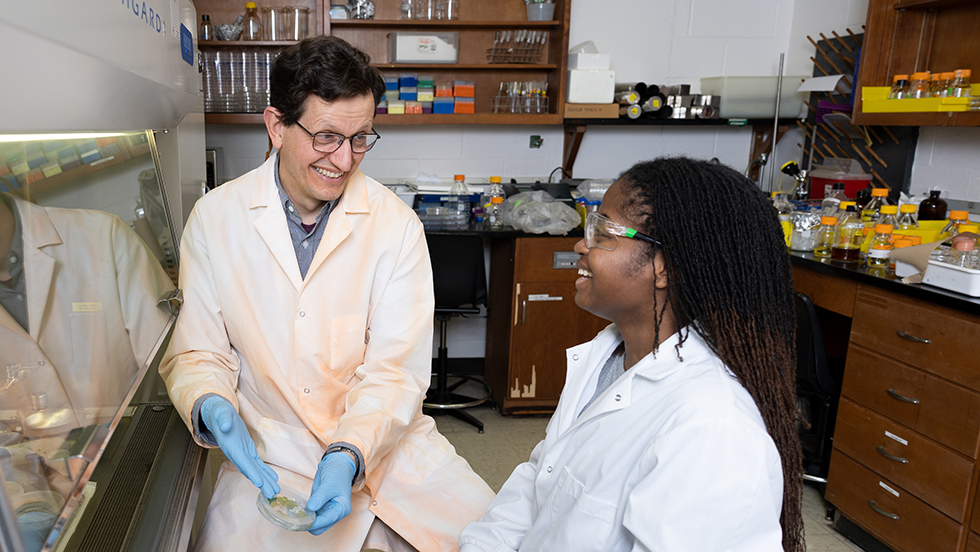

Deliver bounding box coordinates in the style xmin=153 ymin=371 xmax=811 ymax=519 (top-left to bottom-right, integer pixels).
xmin=201 ymin=396 xmax=280 ymax=499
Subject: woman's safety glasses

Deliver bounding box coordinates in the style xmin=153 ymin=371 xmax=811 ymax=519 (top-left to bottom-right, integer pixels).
xmin=584 ymin=211 xmax=662 ymax=251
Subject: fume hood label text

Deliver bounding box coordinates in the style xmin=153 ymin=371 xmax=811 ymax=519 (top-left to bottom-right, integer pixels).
xmin=121 ymin=0 xmax=165 ymax=35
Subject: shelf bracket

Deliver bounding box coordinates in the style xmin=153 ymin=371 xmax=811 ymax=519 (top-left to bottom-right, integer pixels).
xmin=562 ymin=124 xmax=588 ymax=178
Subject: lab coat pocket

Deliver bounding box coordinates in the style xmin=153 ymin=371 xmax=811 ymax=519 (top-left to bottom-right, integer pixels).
xmin=254 ymin=417 xmax=323 ymax=480
xmin=389 ymin=420 xmax=451 ymax=485
xmin=327 ymin=314 xmax=368 ymax=372
xmin=69 ymin=311 xmax=110 ymax=370
xmin=538 ymin=467 xmax=616 ymax=552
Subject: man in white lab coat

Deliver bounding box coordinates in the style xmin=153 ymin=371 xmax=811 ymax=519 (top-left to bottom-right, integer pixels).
xmin=161 ymin=36 xmax=493 ymax=552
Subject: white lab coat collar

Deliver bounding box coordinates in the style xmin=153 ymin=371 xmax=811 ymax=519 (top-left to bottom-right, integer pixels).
xmin=2 ymin=196 xmax=62 ymax=339
xmin=558 ymin=324 xmax=715 ymax=436
xmin=246 ymin=153 xmax=371 ymax=292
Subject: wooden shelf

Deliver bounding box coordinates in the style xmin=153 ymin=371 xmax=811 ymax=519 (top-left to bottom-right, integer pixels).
xmin=563 ymin=117 xmax=802 ymax=127
xmin=893 ymin=0 xmax=980 ymax=9
xmin=330 ymin=19 xmax=560 ymax=28
xmin=10 ymin=140 xmax=151 ymax=201
xmin=372 ymin=63 xmax=557 ymax=70
xmin=853 ymin=110 xmax=980 ymax=126
xmin=199 ymin=40 xmax=300 ymax=47
xmin=205 ymin=113 xmax=563 ymax=125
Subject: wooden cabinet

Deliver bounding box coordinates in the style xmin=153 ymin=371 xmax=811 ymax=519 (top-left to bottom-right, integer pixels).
xmin=485 ymin=237 xmax=608 ymax=415
xmin=854 ymin=0 xmax=980 ymax=126
xmin=823 ymin=285 xmax=980 ymax=551
xmin=194 ymin=0 xmax=571 ymax=125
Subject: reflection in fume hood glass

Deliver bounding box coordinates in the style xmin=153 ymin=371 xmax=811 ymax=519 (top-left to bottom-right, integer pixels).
xmin=0 ymin=130 xmax=178 ymax=552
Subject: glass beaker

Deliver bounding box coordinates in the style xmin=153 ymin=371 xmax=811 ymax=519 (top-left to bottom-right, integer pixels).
xmin=282 ymin=6 xmax=309 ymax=40
xmin=413 ymin=0 xmax=436 ymax=20
xmin=261 ymin=7 xmax=285 ymax=41
xmin=435 ymin=0 xmax=459 ymax=20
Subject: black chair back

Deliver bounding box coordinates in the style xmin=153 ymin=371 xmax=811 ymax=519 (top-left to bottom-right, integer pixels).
xmin=794 ymin=291 xmax=837 ymax=400
xmin=425 ymin=234 xmax=487 ymax=310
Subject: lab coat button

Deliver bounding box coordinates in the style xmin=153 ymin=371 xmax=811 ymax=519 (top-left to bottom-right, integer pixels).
xmin=547 ymin=466 xmax=552 ymax=473
xmin=299 ymin=311 xmax=306 ymax=317
xmin=304 ymin=388 xmax=310 ymax=394
xmin=372 ymin=500 xmax=378 ymax=506
xmin=572 ymin=354 xmax=579 ymax=361
xmin=615 ymin=394 xmax=622 ymax=401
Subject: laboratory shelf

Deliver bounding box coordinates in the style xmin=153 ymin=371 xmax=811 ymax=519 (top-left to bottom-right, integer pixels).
xmin=204 ymin=113 xmax=562 ymax=125
xmin=372 ymin=63 xmax=558 ymax=70
xmin=198 ymin=40 xmax=300 ymax=47
xmin=330 ymin=19 xmax=560 ymax=28
xmin=564 ymin=117 xmax=802 ymax=127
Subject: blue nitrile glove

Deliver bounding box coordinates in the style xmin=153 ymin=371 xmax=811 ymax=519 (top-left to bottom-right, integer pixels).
xmin=17 ymin=510 xmax=56 ymax=552
xmin=306 ymin=452 xmax=356 ymax=535
xmin=200 ymin=395 xmax=280 ymax=499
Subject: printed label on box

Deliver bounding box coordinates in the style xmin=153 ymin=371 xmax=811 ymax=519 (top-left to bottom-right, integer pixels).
xmin=416 ymin=38 xmax=438 ymax=53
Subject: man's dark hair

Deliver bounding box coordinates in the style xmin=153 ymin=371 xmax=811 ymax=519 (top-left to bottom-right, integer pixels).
xmin=619 ymin=157 xmax=805 ymax=552
xmin=269 ymin=35 xmax=385 ymax=126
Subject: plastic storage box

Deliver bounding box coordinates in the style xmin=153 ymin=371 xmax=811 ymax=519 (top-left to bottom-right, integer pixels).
xmin=390 ymin=33 xmax=459 ymax=64
xmin=699 ymin=76 xmax=809 ymax=118
xmin=415 ymin=207 xmax=468 ymax=230
xmin=923 ymin=260 xmax=980 ymax=297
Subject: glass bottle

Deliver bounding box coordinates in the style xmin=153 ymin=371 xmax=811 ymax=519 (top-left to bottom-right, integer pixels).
xmin=436 ymin=0 xmax=459 ymax=20
xmin=918 ymin=190 xmax=948 ymax=221
xmin=939 ymin=72 xmax=955 ymax=98
xmin=888 ymin=74 xmax=909 ymax=99
xmin=854 ymin=188 xmax=871 ymax=212
xmin=897 ymin=204 xmax=918 ymax=230
xmin=243 ymin=2 xmax=263 ymax=41
xmin=942 ymin=210 xmax=971 ymax=238
xmin=949 ymin=69 xmax=973 ymax=98
xmin=832 ymin=205 xmax=864 ymax=262
xmin=951 ymin=239 xmax=976 ymax=269
xmin=878 ymin=205 xmax=899 ymax=229
xmin=821 ymin=182 xmax=848 ymax=216
xmin=908 ymin=72 xmax=932 ymax=99
xmin=200 ymin=14 xmax=214 ymax=41
xmin=773 ymin=192 xmax=793 ymax=222
xmin=861 ymin=188 xmax=891 ymax=226
xmin=448 ymin=174 xmax=470 ymax=220
xmin=485 ymin=176 xmax=506 ymax=228
xmin=813 ymin=216 xmax=838 ymax=260
xmin=867 ymin=224 xmax=894 ymax=267
xmin=929 ymin=73 xmax=942 ymax=97
xmin=400 ymin=0 xmax=413 ymax=19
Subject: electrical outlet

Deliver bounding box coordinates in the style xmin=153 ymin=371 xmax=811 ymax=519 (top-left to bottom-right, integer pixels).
xmin=529 ymin=135 xmax=543 ymax=149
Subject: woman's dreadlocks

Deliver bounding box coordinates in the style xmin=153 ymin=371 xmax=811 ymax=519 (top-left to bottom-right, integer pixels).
xmin=620 ymin=157 xmax=804 ymax=552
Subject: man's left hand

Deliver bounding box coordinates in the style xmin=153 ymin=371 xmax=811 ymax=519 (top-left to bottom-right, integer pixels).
xmin=307 ymin=452 xmax=357 ymax=535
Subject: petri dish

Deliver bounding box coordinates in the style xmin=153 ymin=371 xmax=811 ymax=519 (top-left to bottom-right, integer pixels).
xmin=256 ymin=486 xmax=316 ymax=531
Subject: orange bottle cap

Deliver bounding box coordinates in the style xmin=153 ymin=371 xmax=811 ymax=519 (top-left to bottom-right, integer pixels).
xmin=942 ymin=72 xmax=955 ymax=79
xmin=880 ymin=205 xmax=898 ymax=214
xmin=899 ymin=204 xmax=917 ymax=213
xmin=909 ymin=236 xmax=922 ymax=245
xmin=893 ymin=74 xmax=909 ymax=81
xmin=821 ymin=216 xmax=838 ymax=225
xmin=956 ymin=69 xmax=972 ymax=78
xmin=489 ymin=176 xmax=501 ymax=183
xmin=874 ymin=224 xmax=894 ymax=233
xmin=454 ymin=174 xmax=465 ymax=180
xmin=911 ymin=72 xmax=930 ymax=80
xmin=893 ymin=239 xmax=913 ymax=248
xmin=491 ymin=196 xmax=503 ymax=204
xmin=871 ymin=188 xmax=888 ymax=197
xmin=931 ymin=74 xmax=941 ymax=81
xmin=950 ymin=210 xmax=969 ymax=219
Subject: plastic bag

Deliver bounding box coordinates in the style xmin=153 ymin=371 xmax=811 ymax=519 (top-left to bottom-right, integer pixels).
xmin=501 ymin=190 xmax=582 ymax=235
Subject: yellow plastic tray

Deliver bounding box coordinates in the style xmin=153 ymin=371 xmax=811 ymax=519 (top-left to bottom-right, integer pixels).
xmin=861 ymin=85 xmax=977 ymax=113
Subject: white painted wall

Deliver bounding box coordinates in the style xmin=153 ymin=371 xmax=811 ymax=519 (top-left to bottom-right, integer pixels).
xmin=211 ymin=0 xmax=980 ymax=360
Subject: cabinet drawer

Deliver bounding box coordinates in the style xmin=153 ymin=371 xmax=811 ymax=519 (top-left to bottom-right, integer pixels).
xmin=514 ymin=237 xmax=582 ymax=283
xmin=834 ymin=398 xmax=973 ymax=521
xmin=850 ymin=286 xmax=980 ymax=391
xmin=969 ymin=531 xmax=980 ymax=552
xmin=826 ymin=450 xmax=961 ymax=552
xmin=843 ymin=345 xmax=980 ymax=458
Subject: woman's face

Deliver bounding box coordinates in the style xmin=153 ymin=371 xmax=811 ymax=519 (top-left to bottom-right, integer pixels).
xmin=573 ymin=179 xmax=661 ymax=325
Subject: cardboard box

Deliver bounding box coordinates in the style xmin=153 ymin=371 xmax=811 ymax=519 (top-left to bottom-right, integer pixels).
xmin=567 ymin=69 xmax=615 ymax=103
xmin=564 ymin=103 xmax=618 ymax=119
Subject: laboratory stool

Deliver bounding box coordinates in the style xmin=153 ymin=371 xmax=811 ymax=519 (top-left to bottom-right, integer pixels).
xmin=422 ymin=234 xmax=493 ymax=433
xmin=794 ymin=291 xmax=842 ymax=520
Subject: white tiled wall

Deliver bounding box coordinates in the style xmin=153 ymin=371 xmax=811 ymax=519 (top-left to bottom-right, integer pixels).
xmin=910 ymin=127 xmax=980 ymax=201
xmin=204 ymin=0 xmax=891 ymax=357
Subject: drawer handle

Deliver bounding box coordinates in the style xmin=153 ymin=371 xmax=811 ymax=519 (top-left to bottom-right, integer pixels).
xmin=897 ymin=330 xmax=931 ymax=344
xmin=877 ymin=445 xmax=909 ymax=464
xmin=521 ymin=299 xmax=526 ymax=325
xmin=869 ymin=499 xmax=899 ymax=520
xmin=886 ymin=388 xmax=920 ymax=405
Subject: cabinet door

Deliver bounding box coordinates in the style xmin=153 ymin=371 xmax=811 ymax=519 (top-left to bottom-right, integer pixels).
xmin=507 ymin=282 xmax=605 ymax=407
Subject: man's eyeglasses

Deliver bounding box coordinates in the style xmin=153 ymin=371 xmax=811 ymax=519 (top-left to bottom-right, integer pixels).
xmin=295 ymin=121 xmax=381 ymax=154
xmin=584 ymin=211 xmax=662 ymax=251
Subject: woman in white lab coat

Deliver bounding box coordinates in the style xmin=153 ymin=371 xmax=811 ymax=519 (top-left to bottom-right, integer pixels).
xmin=460 ymin=157 xmax=805 ymax=552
